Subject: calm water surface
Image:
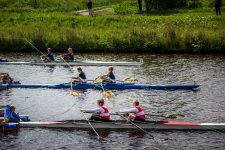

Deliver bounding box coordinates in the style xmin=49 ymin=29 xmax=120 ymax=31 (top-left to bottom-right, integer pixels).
xmin=0 ymin=53 xmax=225 ymax=150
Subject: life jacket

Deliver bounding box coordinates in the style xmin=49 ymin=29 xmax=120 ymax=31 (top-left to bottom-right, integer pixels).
xmin=98 ymin=106 xmax=110 ymax=120
xmin=135 ymin=106 xmax=145 ymax=120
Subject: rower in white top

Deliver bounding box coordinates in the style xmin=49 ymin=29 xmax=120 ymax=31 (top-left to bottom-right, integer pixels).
xmin=80 ymin=99 xmax=110 ymax=122
xmin=118 ymin=100 xmax=146 ymax=122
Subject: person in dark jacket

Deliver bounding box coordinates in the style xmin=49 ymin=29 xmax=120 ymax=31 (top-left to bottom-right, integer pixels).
xmin=5 ymin=105 xmax=21 ymax=122
xmin=215 ymin=0 xmax=222 ymax=15
xmin=138 ymin=0 xmax=142 ymax=12
xmin=87 ymin=0 xmax=93 ymax=16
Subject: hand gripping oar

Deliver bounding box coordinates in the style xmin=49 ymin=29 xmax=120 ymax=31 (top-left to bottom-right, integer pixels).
xmin=81 ymin=111 xmax=101 ymax=140
xmin=117 ymin=113 xmax=154 ymax=139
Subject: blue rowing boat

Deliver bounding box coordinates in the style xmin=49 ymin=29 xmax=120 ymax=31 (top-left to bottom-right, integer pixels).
xmin=0 ymin=82 xmax=200 ymax=90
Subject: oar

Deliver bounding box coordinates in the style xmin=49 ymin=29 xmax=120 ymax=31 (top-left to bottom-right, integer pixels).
xmin=117 ymin=113 xmax=154 ymax=139
xmin=61 ymin=56 xmax=73 ymax=71
xmin=94 ymin=76 xmax=115 ymax=98
xmin=70 ymin=81 xmax=80 ymax=96
xmin=110 ymin=113 xmax=185 ymax=119
xmin=123 ymin=77 xmax=138 ymax=83
xmin=100 ymin=82 xmax=115 ymax=98
xmin=149 ymin=114 xmax=185 ymax=119
xmin=81 ymin=111 xmax=100 ymax=140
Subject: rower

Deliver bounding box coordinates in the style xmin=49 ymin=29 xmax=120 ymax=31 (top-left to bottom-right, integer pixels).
xmin=80 ymin=99 xmax=110 ymax=122
xmin=118 ymin=100 xmax=146 ymax=122
xmin=100 ymin=67 xmax=116 ymax=83
xmin=62 ymin=48 xmax=74 ymax=62
xmin=41 ymin=48 xmax=55 ymax=62
xmin=4 ymin=105 xmax=21 ymax=123
xmin=72 ymin=67 xmax=87 ymax=83
xmin=0 ymin=73 xmax=13 ymax=84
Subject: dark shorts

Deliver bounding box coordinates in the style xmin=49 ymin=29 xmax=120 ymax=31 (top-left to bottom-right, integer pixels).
xmin=134 ymin=117 xmax=146 ymax=122
xmin=89 ymin=114 xmax=110 ymax=122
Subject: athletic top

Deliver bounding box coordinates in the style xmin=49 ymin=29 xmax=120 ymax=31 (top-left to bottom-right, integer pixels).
xmin=47 ymin=52 xmax=55 ymax=61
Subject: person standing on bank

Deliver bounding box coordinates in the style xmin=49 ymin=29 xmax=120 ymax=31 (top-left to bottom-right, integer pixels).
xmin=138 ymin=0 xmax=142 ymax=12
xmin=87 ymin=0 xmax=93 ymax=16
xmin=215 ymin=0 xmax=222 ymax=15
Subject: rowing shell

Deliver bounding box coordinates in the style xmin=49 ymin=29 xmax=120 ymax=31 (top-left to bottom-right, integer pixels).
xmin=0 ymin=60 xmax=143 ymax=66
xmin=1 ymin=82 xmax=200 ymax=90
xmin=17 ymin=120 xmax=225 ymax=131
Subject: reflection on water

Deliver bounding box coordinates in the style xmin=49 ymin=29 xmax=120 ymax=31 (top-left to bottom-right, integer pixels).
xmin=0 ymin=53 xmax=225 ymax=149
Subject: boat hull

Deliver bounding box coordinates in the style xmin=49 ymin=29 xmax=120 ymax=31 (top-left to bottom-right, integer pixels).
xmin=19 ymin=120 xmax=225 ymax=131
xmin=0 ymin=61 xmax=142 ymax=66
xmin=2 ymin=83 xmax=200 ymax=90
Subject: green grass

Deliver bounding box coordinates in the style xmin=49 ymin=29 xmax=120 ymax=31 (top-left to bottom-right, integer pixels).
xmin=0 ymin=0 xmax=225 ymax=53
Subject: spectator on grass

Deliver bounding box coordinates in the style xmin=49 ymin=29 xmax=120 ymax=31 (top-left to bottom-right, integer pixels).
xmin=215 ymin=0 xmax=222 ymax=15
xmin=88 ymin=0 xmax=93 ymax=16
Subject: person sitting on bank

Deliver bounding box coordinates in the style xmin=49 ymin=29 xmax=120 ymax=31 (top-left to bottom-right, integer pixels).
xmin=0 ymin=73 xmax=13 ymax=84
xmin=41 ymin=48 xmax=55 ymax=62
xmin=72 ymin=67 xmax=87 ymax=83
xmin=62 ymin=48 xmax=74 ymax=62
xmin=99 ymin=67 xmax=116 ymax=83
xmin=118 ymin=100 xmax=146 ymax=122
xmin=5 ymin=105 xmax=21 ymax=123
xmin=80 ymin=99 xmax=110 ymax=122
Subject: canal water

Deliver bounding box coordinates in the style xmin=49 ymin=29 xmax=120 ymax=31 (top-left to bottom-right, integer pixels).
xmin=0 ymin=53 xmax=225 ymax=150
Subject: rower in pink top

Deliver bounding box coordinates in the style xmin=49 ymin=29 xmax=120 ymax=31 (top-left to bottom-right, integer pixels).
xmin=119 ymin=100 xmax=146 ymax=122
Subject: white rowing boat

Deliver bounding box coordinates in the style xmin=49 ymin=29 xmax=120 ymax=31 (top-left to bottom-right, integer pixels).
xmin=0 ymin=59 xmax=143 ymax=66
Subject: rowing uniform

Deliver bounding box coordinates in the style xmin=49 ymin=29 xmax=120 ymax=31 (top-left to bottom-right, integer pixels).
xmin=108 ymin=72 xmax=116 ymax=82
xmin=103 ymin=72 xmax=116 ymax=83
xmin=84 ymin=106 xmax=110 ymax=121
xmin=46 ymin=52 xmax=55 ymax=61
xmin=79 ymin=72 xmax=87 ymax=83
xmin=121 ymin=106 xmax=146 ymax=121
xmin=4 ymin=105 xmax=21 ymax=122
xmin=63 ymin=53 xmax=74 ymax=62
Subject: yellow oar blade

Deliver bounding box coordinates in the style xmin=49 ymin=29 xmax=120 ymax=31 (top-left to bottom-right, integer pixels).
xmin=95 ymin=76 xmax=103 ymax=83
xmin=103 ymin=91 xmax=115 ymax=98
xmin=124 ymin=77 xmax=138 ymax=83
xmin=70 ymin=91 xmax=80 ymax=96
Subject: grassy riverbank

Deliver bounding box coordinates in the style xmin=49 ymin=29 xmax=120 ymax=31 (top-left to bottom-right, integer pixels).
xmin=0 ymin=0 xmax=225 ymax=53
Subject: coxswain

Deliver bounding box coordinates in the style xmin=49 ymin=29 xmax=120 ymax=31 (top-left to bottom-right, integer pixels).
xmin=99 ymin=67 xmax=116 ymax=83
xmin=118 ymin=100 xmax=146 ymax=122
xmin=80 ymin=99 xmax=110 ymax=122
xmin=0 ymin=73 xmax=13 ymax=84
xmin=41 ymin=48 xmax=55 ymax=62
xmin=4 ymin=105 xmax=21 ymax=123
xmin=72 ymin=67 xmax=87 ymax=83
xmin=62 ymin=48 xmax=74 ymax=62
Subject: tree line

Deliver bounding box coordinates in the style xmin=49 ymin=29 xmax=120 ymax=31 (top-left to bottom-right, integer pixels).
xmin=143 ymin=0 xmax=202 ymax=11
